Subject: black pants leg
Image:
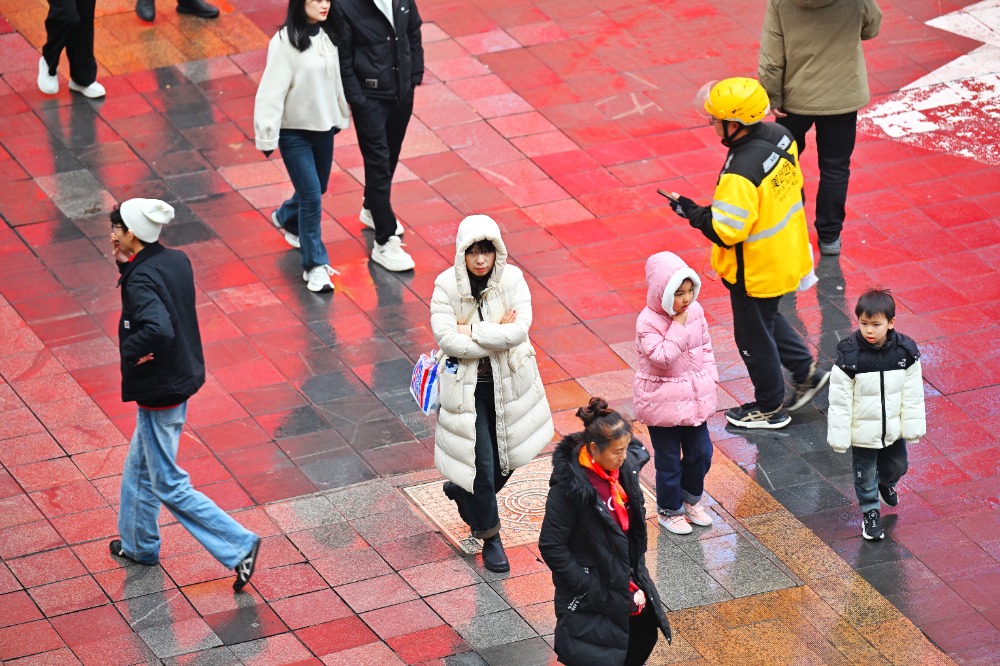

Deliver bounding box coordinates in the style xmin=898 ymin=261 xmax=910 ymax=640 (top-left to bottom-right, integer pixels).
xmin=624 ymin=606 xmax=660 ymax=666
xmin=730 ymin=290 xmax=813 ymax=412
xmin=453 ymin=390 xmax=509 ymax=539
xmin=43 ymin=0 xmax=97 ymax=86
xmin=778 ymin=111 xmax=857 ymax=244
xmin=354 ymin=92 xmax=414 ymax=246
xmin=813 ymin=112 xmax=857 ymax=244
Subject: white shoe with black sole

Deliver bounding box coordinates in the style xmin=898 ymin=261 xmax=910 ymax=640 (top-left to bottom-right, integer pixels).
xmin=303 ymin=265 xmax=336 ymax=293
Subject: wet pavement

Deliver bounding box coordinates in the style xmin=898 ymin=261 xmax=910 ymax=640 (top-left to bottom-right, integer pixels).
xmin=0 ymin=0 xmax=998 ymax=663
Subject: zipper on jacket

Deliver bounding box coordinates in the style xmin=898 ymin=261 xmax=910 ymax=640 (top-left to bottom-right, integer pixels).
xmin=878 ymin=351 xmax=887 ymax=446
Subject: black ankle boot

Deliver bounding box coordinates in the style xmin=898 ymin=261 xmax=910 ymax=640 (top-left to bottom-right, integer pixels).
xmin=442 ymin=481 xmax=472 ymax=526
xmin=177 ymin=0 xmax=219 ymax=18
xmin=481 ymin=535 xmax=509 ymax=573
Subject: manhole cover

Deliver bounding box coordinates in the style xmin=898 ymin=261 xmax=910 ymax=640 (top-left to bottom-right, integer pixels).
xmin=404 ymin=455 xmax=657 ymax=554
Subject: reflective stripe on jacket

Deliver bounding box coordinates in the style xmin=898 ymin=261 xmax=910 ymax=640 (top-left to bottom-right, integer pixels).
xmin=709 ymin=122 xmax=813 ymax=298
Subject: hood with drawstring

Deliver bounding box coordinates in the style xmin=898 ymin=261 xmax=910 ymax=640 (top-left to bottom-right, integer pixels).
xmin=430 ymin=215 xmax=553 ymax=494
xmin=633 ymin=252 xmax=718 ymax=428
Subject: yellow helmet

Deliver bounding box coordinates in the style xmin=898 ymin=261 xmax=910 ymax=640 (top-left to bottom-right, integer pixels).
xmin=703 ymin=77 xmax=770 ymax=126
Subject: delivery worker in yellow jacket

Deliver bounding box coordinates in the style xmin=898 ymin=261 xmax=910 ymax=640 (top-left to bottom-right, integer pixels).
xmin=666 ymin=77 xmax=829 ymax=430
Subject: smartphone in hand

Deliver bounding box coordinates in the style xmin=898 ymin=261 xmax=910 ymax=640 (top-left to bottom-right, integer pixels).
xmin=656 ymin=188 xmax=679 ymax=201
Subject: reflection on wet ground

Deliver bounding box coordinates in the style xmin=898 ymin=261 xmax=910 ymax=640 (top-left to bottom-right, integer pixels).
xmin=1 ymin=0 xmax=998 ymax=662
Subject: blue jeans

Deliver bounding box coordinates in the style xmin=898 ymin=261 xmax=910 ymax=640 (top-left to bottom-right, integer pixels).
xmin=852 ymin=439 xmax=908 ymax=513
xmin=275 ymin=128 xmax=335 ymax=271
xmin=648 ymin=423 xmax=713 ymax=515
xmin=118 ymin=403 xmax=258 ymax=569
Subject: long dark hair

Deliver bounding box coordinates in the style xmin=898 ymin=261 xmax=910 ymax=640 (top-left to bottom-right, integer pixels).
xmin=576 ymin=397 xmax=631 ymax=452
xmin=283 ymin=0 xmax=343 ymax=52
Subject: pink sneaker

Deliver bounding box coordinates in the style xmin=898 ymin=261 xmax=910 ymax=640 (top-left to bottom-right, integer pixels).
xmin=685 ymin=502 xmax=713 ymax=527
xmin=658 ymin=513 xmax=692 ymax=535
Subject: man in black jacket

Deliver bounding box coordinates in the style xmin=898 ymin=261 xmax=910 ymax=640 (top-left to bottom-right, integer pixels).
xmin=336 ymin=0 xmax=423 ymax=273
xmin=107 ymin=199 xmax=261 ymax=592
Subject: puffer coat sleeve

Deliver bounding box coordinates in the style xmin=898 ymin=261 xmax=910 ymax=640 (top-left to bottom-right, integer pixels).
xmin=826 ymin=365 xmax=854 ymax=453
xmin=470 ymin=271 xmax=530 ymax=351
xmin=430 ymin=277 xmax=490 ymax=360
xmin=901 ymin=360 xmax=926 ymax=443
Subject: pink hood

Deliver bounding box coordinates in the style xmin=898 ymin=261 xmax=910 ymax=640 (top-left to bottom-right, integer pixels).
xmin=645 ymin=252 xmax=701 ymax=316
xmin=633 ymin=252 xmax=718 ymax=428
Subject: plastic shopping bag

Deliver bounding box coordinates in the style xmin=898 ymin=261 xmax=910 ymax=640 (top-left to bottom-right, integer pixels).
xmin=410 ymin=350 xmax=444 ymax=415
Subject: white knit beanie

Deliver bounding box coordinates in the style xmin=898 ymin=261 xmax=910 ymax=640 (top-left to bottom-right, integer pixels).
xmin=120 ymin=198 xmax=174 ymax=243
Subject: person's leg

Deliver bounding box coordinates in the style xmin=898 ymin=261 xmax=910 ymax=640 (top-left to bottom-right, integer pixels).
xmin=877 ymin=439 xmax=909 ymax=488
xmin=278 ymin=130 xmax=329 ymax=270
xmin=117 ymin=411 xmax=164 ymax=564
xmin=467 ymin=393 xmax=501 ymax=538
xmin=776 ymin=112 xmax=814 ymax=159
xmin=679 ymin=423 xmax=713 ymax=505
xmin=851 ymin=446 xmax=880 ymax=513
xmin=771 ymin=298 xmax=815 ymax=385
xmin=648 ymin=426 xmax=683 ymax=514
xmin=730 ymin=291 xmax=785 ymax=412
xmin=812 ymin=112 xmax=857 ymax=245
xmin=141 ymin=403 xmax=259 ymax=569
xmin=42 ymin=0 xmax=81 ymax=75
xmin=385 ymin=90 xmax=414 ymax=182
xmin=353 ymin=100 xmax=396 ymax=246
xmin=624 ymin=607 xmax=660 ymax=666
xmin=65 ymin=0 xmax=97 ymax=86
xmin=275 ymin=191 xmax=300 ymax=236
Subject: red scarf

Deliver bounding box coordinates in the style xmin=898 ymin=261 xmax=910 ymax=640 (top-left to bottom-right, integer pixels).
xmin=579 ymin=447 xmax=629 ymax=531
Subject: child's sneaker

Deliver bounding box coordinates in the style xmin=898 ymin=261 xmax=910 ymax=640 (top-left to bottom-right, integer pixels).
xmin=878 ymin=483 xmax=898 ymax=507
xmin=658 ymin=513 xmax=692 ymax=535
xmin=685 ymin=502 xmax=713 ymax=527
xmin=862 ymin=509 xmax=884 ymax=541
xmin=786 ymin=363 xmax=830 ymax=412
xmin=725 ymin=403 xmax=791 ymax=429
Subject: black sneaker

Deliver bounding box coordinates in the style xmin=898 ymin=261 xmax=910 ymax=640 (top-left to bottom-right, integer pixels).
xmin=725 ymin=403 xmax=791 ymax=430
xmin=109 ymin=539 xmax=157 ymax=566
xmin=862 ymin=509 xmax=884 ymax=541
xmin=786 ymin=364 xmax=831 ymax=412
xmin=233 ymin=538 xmax=261 ymax=592
xmin=878 ymin=483 xmax=899 ymax=507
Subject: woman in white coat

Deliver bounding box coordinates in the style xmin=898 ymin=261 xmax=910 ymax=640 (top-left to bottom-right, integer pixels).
xmin=431 ymin=215 xmax=554 ymax=572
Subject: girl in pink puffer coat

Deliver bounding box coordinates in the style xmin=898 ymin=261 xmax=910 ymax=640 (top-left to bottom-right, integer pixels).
xmin=633 ymin=252 xmax=719 ymax=535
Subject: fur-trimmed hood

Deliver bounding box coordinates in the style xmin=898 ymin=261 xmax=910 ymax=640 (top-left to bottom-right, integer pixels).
xmin=645 ymin=252 xmax=700 ymax=316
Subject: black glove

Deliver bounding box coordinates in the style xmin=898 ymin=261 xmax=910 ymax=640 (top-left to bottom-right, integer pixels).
xmin=668 ymin=195 xmax=697 ymax=219
xmin=262 ymin=150 xmax=273 ymax=158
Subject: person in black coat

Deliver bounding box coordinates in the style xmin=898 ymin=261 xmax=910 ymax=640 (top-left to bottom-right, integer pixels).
xmin=107 ymin=199 xmax=261 ymax=593
xmin=335 ymin=0 xmax=423 ymax=272
xmin=539 ymin=397 xmax=672 ymax=666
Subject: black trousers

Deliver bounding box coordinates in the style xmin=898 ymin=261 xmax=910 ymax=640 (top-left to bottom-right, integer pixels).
xmin=451 ymin=389 xmax=511 ymax=539
xmin=777 ymin=111 xmax=858 ymax=245
xmin=624 ymin=605 xmax=660 ymax=666
xmin=43 ymin=0 xmax=98 ymax=87
xmin=352 ymin=91 xmax=414 ymax=245
xmin=729 ymin=289 xmax=813 ymax=412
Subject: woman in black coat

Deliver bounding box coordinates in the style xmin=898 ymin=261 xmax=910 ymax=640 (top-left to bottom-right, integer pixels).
xmin=539 ymin=397 xmax=671 ymax=666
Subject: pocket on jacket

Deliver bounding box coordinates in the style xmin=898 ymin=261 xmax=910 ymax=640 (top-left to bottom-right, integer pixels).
xmin=507 ymin=343 xmax=539 ymax=399
xmin=438 ymin=362 xmax=468 ymax=412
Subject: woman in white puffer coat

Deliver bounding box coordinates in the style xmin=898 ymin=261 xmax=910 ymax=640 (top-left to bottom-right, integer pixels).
xmin=430 ymin=214 xmax=554 ymax=572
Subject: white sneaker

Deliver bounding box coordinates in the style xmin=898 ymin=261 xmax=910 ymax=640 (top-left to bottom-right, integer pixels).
xmin=303 ymin=265 xmax=334 ymax=293
xmin=270 ymin=211 xmax=300 ymax=249
xmin=684 ymin=502 xmax=714 ymax=527
xmin=68 ymin=79 xmax=106 ymax=99
xmin=658 ymin=513 xmax=692 ymax=535
xmin=360 ymin=207 xmax=404 ymax=235
xmin=38 ymin=57 xmax=58 ymax=95
xmin=371 ymin=236 xmax=415 ymax=272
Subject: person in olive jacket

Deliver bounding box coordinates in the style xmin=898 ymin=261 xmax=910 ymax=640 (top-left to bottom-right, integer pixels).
xmin=539 ymin=398 xmax=671 ymax=666
xmin=107 ymin=199 xmax=261 ymax=593
xmin=335 ymin=0 xmax=424 ymax=273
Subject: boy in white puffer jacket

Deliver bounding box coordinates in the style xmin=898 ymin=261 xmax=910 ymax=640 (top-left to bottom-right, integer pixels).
xmin=828 ymin=288 xmax=925 ymax=541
